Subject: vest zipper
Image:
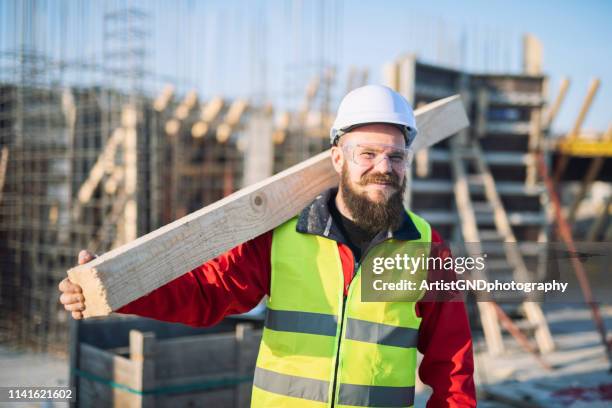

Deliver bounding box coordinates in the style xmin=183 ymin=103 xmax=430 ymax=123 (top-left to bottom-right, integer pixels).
xmin=330 ymin=258 xmax=360 ymax=407
xmin=330 ymin=242 xmax=389 ymax=407
xmin=330 ymin=293 xmax=347 ymax=408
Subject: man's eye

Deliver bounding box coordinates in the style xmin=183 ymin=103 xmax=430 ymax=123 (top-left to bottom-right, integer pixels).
xmin=359 ymin=152 xmax=376 ymax=159
xmin=389 ymin=155 xmax=404 ymax=162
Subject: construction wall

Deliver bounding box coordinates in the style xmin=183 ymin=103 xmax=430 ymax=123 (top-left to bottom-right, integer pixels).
xmin=0 ymin=79 xmax=148 ymax=351
xmin=0 ymin=75 xmax=278 ymax=353
xmin=0 ymin=40 xmax=333 ymax=358
xmin=384 ymin=56 xmax=549 ymax=243
xmin=0 ymin=4 xmax=234 ymax=353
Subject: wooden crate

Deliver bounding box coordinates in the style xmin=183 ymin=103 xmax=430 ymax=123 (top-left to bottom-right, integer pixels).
xmin=70 ymin=317 xmax=262 ymax=407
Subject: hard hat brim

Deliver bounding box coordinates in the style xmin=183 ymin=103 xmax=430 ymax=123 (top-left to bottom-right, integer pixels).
xmin=331 ymin=121 xmax=417 ymax=146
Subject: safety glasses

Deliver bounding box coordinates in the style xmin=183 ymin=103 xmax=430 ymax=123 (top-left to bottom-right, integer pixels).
xmin=342 ymin=142 xmax=414 ymax=169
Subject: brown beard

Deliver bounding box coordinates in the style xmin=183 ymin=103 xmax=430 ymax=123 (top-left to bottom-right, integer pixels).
xmin=340 ymin=162 xmax=407 ymax=234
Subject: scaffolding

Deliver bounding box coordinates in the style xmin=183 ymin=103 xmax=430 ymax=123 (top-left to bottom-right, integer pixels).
xmin=0 ymin=0 xmax=341 ymax=354
xmin=0 ymin=1 xmax=152 ymax=353
xmin=383 ymin=38 xmax=552 ymax=356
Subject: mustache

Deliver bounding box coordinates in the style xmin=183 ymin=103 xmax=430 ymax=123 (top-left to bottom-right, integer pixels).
xmin=358 ymin=172 xmax=401 ymax=188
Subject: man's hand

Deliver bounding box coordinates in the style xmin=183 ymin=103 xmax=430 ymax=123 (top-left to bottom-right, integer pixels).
xmin=58 ymin=250 xmax=95 ymax=320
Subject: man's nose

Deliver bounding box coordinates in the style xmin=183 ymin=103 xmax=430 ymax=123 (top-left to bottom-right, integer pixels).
xmin=374 ymin=155 xmax=393 ymax=173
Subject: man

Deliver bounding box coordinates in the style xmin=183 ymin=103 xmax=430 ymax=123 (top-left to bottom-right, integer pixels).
xmin=59 ymin=85 xmax=476 ymax=407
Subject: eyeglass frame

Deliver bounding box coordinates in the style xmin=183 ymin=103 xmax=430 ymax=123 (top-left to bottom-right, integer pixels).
xmin=340 ymin=142 xmax=415 ymax=169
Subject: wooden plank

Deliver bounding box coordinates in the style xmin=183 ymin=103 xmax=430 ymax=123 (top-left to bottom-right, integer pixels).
xmin=0 ymin=146 xmax=8 ymax=206
xmin=153 ymin=84 xmax=175 ymax=112
xmin=382 ymin=61 xmax=400 ymax=91
xmin=217 ymin=99 xmax=249 ymax=143
xmin=471 ymin=140 xmax=554 ymax=353
xmin=236 ymin=324 xmax=258 ymax=407
xmin=554 ymin=79 xmax=600 ymax=181
xmin=129 ymin=330 xmax=156 ymax=407
xmin=566 ymin=79 xmax=600 ymax=142
xmin=75 ymin=128 xmax=124 ymax=207
xmin=83 ymin=349 xmax=134 ymax=390
xmin=526 ymin=102 xmax=542 ymax=185
xmin=68 ymin=95 xmax=469 ymax=317
xmin=398 ymin=55 xmax=416 ymax=105
xmin=79 ymin=343 xmax=137 ymax=384
xmin=449 ymin=136 xmax=504 ymax=355
xmin=414 ymin=101 xmax=430 ymax=179
xmin=243 ymin=114 xmax=275 ymax=186
xmin=522 ymin=34 xmax=543 ymax=75
xmin=544 ymin=78 xmax=569 ymax=129
xmin=152 ymin=327 xmax=261 ymax=383
xmin=130 ymin=330 xmax=156 ymax=362
xmin=450 ymin=136 xmax=554 ymax=355
xmin=122 ymin=105 xmax=139 ymax=244
xmin=78 ymin=343 xmax=140 ymax=406
xmin=155 ymin=333 xmax=240 ymax=379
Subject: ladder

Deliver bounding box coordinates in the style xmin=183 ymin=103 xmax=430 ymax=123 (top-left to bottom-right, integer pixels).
xmin=450 ymin=135 xmax=555 ymax=355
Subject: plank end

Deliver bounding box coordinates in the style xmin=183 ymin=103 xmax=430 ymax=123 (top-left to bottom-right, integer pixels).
xmin=67 ymin=265 xmax=113 ymax=318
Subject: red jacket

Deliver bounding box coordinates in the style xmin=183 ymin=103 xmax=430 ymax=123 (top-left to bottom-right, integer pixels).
xmin=118 ymin=191 xmax=476 ymax=407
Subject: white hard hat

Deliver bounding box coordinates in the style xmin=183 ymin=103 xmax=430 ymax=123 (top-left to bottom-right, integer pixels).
xmin=330 ymin=84 xmax=418 ymax=146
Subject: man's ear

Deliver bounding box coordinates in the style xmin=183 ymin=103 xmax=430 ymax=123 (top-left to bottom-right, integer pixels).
xmin=331 ymin=145 xmax=344 ymax=174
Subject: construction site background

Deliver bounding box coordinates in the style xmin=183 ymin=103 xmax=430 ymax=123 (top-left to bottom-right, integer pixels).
xmin=0 ymin=1 xmax=611 ymax=407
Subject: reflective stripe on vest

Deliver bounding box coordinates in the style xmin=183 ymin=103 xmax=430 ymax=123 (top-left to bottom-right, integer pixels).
xmin=264 ymin=309 xmax=418 ymax=349
xmin=254 ymin=366 xmax=416 ymax=407
xmin=265 ymin=309 xmax=338 ymax=337
xmin=345 ymin=317 xmax=419 ymax=348
xmin=338 ymin=383 xmax=415 ymax=407
xmin=254 ymin=367 xmax=330 ymax=403
xmin=253 ymin=210 xmax=431 ymax=407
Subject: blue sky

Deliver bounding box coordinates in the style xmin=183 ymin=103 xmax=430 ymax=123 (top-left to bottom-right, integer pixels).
xmin=340 ymin=0 xmax=612 ymax=134
xmin=151 ymin=0 xmax=612 ymax=134
xmin=1 ymin=0 xmax=610 ymax=134
xmin=149 ymin=0 xmax=612 ymax=134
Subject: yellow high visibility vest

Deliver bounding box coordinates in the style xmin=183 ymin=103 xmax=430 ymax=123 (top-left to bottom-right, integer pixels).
xmin=251 ymin=210 xmax=432 ymax=407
